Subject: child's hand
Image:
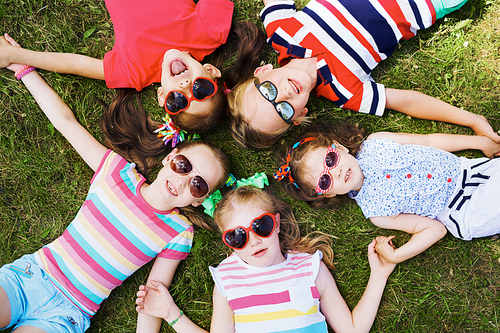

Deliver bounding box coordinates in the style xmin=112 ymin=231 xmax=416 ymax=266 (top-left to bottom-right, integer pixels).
xmin=372 ymin=236 xmax=399 ymax=265
xmin=136 ymin=280 xmax=180 ymax=321
xmin=368 ymin=238 xmax=396 ymax=278
xmin=470 ymin=114 xmax=500 ymax=146
xmin=478 ymin=135 xmax=500 ymax=158
xmin=0 ymin=33 xmax=24 ymax=72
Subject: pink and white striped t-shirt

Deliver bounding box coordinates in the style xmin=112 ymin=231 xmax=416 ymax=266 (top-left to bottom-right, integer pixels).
xmin=210 ymin=251 xmax=327 ymax=332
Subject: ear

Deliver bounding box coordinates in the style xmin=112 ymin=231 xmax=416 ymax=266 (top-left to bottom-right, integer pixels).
xmin=162 ymin=148 xmax=178 ymax=165
xmin=157 ymin=86 xmax=166 ymax=107
xmin=275 ymin=213 xmax=280 ymax=233
xmin=203 ymin=63 xmax=222 ymax=79
xmin=253 ymin=64 xmax=274 ymax=77
xmin=191 ymin=199 xmax=204 ymax=207
xmin=333 ymin=141 xmax=349 ymax=153
xmin=292 ymin=107 xmax=308 ymax=126
xmin=321 ymin=192 xmax=336 ymax=198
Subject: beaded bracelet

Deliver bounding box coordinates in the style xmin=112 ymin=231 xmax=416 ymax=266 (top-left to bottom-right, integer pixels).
xmin=168 ymin=310 xmax=184 ymax=327
xmin=15 ymin=65 xmax=36 ymax=80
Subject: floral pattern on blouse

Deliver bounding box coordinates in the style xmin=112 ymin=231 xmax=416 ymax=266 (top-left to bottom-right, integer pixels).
xmin=349 ymin=138 xmax=461 ymax=218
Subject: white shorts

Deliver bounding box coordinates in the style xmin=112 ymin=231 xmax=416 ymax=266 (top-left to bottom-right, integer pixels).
xmin=438 ymin=157 xmax=500 ymax=240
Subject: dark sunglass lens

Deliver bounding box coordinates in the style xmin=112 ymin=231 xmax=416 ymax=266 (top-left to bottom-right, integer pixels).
xmin=276 ymin=102 xmax=294 ymax=122
xmin=166 ymin=92 xmax=188 ymax=113
xmin=325 ymin=151 xmax=339 ymax=168
xmin=189 ymin=176 xmax=209 ymax=198
xmin=170 ymin=155 xmax=192 ymax=174
xmin=258 ymin=81 xmax=277 ymax=101
xmin=252 ymin=215 xmax=274 ymax=237
xmin=318 ymin=174 xmax=332 ymax=191
xmin=225 ymin=228 xmax=247 ymax=249
xmin=192 ymin=79 xmax=215 ymax=100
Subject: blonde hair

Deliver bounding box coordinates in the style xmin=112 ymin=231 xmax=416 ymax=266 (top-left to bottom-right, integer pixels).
xmin=227 ymin=78 xmax=309 ymax=149
xmin=213 ymin=186 xmax=335 ymax=269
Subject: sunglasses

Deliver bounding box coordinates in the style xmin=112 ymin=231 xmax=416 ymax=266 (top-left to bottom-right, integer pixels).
xmin=222 ymin=213 xmax=276 ymax=250
xmin=315 ymin=144 xmax=340 ymax=194
xmin=170 ymin=154 xmax=210 ymax=198
xmin=165 ymin=77 xmax=218 ymax=115
xmin=254 ymin=78 xmax=295 ymax=123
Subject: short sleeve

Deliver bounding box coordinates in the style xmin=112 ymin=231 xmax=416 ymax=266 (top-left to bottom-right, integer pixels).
xmin=157 ymin=225 xmax=194 ymax=260
xmin=209 ymin=265 xmax=226 ymax=297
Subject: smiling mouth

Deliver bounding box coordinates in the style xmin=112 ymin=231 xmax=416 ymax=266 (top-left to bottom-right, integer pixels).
xmin=166 ymin=181 xmax=178 ymax=196
xmin=170 ymin=59 xmax=188 ymax=77
xmin=345 ymin=169 xmax=351 ymax=182
xmin=289 ymin=79 xmax=301 ymax=93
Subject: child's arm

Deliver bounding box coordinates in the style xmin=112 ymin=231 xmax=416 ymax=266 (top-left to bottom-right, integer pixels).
xmin=136 ymin=258 xmax=195 ymax=333
xmin=318 ymin=239 xmax=396 ymax=333
xmin=136 ymin=275 xmax=235 ymax=333
xmin=1 ymin=34 xmax=105 ymax=80
xmin=385 ymin=88 xmax=500 ymax=145
xmin=368 ymin=131 xmax=500 ymax=158
xmin=369 ymin=214 xmax=448 ymax=263
xmin=3 ymin=35 xmax=107 ymax=171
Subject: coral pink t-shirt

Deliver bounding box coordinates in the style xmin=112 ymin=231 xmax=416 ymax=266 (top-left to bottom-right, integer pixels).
xmin=103 ymin=0 xmax=233 ymax=90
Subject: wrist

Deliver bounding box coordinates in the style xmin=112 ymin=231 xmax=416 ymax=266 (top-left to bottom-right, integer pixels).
xmin=15 ymin=65 xmax=36 ymax=80
xmin=165 ymin=308 xmax=183 ymax=326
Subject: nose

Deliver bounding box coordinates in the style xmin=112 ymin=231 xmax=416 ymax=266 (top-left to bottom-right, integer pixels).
xmin=279 ymin=85 xmax=292 ymax=100
xmin=175 ymin=173 xmax=190 ymax=190
xmin=178 ymin=78 xmax=192 ymax=91
xmin=247 ymin=230 xmax=262 ymax=247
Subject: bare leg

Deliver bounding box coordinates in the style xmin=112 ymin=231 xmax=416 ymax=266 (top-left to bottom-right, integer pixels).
xmin=13 ymin=327 xmax=47 ymax=333
xmin=0 ymin=286 xmax=11 ymax=328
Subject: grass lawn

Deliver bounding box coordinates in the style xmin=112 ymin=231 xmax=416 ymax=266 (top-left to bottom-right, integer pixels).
xmin=1 ymin=0 xmax=500 ymax=332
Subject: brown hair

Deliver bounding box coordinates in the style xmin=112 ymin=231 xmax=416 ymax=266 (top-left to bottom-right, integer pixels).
xmin=101 ymin=21 xmax=266 ymax=137
xmin=282 ymin=122 xmax=366 ymax=209
xmin=213 ymin=186 xmax=335 ymax=270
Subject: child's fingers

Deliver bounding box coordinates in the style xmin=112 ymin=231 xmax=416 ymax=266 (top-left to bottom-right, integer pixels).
xmin=3 ymin=33 xmax=20 ymax=47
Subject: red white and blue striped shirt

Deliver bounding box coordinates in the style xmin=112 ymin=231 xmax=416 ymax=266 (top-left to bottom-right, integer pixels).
xmin=261 ymin=0 xmax=436 ymax=116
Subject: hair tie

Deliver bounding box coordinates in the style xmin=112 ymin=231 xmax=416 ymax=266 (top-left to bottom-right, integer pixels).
xmin=222 ymin=82 xmax=231 ymax=96
xmin=154 ymin=114 xmax=199 ymax=147
xmin=273 ymin=137 xmax=318 ymax=189
xmin=202 ymin=172 xmax=269 ymax=217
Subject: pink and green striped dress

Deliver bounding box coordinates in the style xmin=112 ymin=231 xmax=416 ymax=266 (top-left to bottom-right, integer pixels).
xmin=34 ymin=150 xmax=194 ymax=317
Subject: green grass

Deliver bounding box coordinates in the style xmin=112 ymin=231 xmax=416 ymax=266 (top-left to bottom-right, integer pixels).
xmin=1 ymin=0 xmax=500 ymax=332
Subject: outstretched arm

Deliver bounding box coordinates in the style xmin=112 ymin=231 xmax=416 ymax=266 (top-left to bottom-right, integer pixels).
xmin=1 ymin=33 xmax=104 ymax=80
xmin=385 ymin=88 xmax=500 ymax=144
xmin=367 ymin=131 xmax=500 ymax=158
xmin=319 ymin=239 xmax=396 ymax=333
xmin=136 ymin=277 xmax=235 ymax=333
xmin=3 ymin=35 xmax=107 ymax=171
xmin=370 ymin=214 xmax=448 ymax=264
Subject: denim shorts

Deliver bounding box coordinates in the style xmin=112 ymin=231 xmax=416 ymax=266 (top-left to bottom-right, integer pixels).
xmin=431 ymin=0 xmax=469 ymax=19
xmin=0 ymin=254 xmax=91 ymax=333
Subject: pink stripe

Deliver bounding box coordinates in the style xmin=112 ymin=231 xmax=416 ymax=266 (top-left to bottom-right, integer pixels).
xmin=229 ymin=290 xmax=291 ymax=310
xmin=91 ymin=150 xmax=113 ymax=183
xmin=108 ymin=170 xmax=180 ymax=241
xmin=311 ymin=286 xmax=320 ymax=299
xmin=42 ymin=247 xmax=100 ymax=313
xmin=221 ymin=262 xmax=312 ymax=281
xmin=83 ymin=202 xmax=151 ymax=265
xmin=225 ymin=271 xmax=313 ymax=290
xmin=61 ymin=231 xmax=122 ymax=287
xmin=318 ymin=0 xmax=383 ymax=62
